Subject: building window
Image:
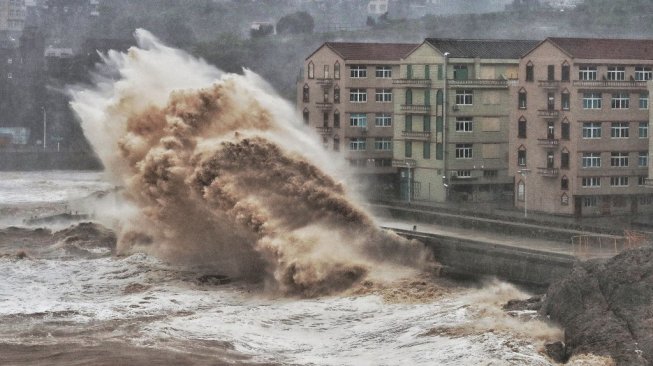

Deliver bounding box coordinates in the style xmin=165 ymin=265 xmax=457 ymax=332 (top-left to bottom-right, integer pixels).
xmin=639 ymin=151 xmax=648 ymax=167
xmin=639 ymin=122 xmax=648 ymax=138
xmin=611 ymin=152 xmax=629 ymax=167
xmin=561 ymin=176 xmax=569 ymax=190
xmin=323 ymin=111 xmax=329 ymax=127
xmin=333 ymin=136 xmax=340 ymax=151
xmin=561 ymin=120 xmax=570 ymax=140
xmin=582 ymin=92 xmax=602 ymax=109
xmin=375 ymin=113 xmax=392 ymax=127
xmin=611 ymin=122 xmax=629 ymax=138
xmin=582 ymin=153 xmax=601 ymax=168
xmin=349 ymin=113 xmax=367 ymax=127
xmin=518 ymin=149 xmax=527 ymax=166
xmin=405 ymin=89 xmax=413 ymax=105
xmin=518 ymin=117 xmax=527 ymax=138
xmin=455 ymin=144 xmax=473 ymax=159
xmin=404 ymin=114 xmax=412 ymax=132
xmin=7 ymin=72 xmax=12 ymax=79
xmin=579 ymin=66 xmax=597 ymax=80
xmin=334 ymin=86 xmax=340 ymax=103
xmin=406 ymin=64 xmax=413 ymax=79
xmin=334 ymin=61 xmax=340 ymax=79
xmin=639 ymin=195 xmax=653 ymax=205
xmin=334 ymin=110 xmax=340 ymax=128
xmin=375 ymin=89 xmax=392 ymax=102
xmin=640 ymin=92 xmax=649 ymax=109
xmin=423 ymin=115 xmax=431 ymax=131
xmin=611 ymin=92 xmax=630 ymax=109
xmin=561 ymin=62 xmax=570 ymax=81
xmin=405 ymin=141 xmax=412 ymax=158
xmin=350 ymin=65 xmax=367 ymax=78
xmin=639 ymin=176 xmax=647 ymax=186
xmin=307 ymin=61 xmax=314 ymax=79
xmin=582 ymin=122 xmax=602 ymax=139
xmin=436 ymin=143 xmax=443 ymax=160
xmin=349 ymin=138 xmax=366 ymax=151
xmin=423 ymin=142 xmax=431 ymax=159
xmin=635 ymin=66 xmax=652 ymax=81
xmin=561 ymin=193 xmax=569 ymax=206
xmin=561 ymin=151 xmax=569 ymax=169
xmin=607 ymin=66 xmax=625 ymax=81
xmin=518 ymin=89 xmax=527 ymax=109
xmin=525 ymin=62 xmax=534 ymax=82
xmin=457 ymin=170 xmax=472 ymax=178
xmin=302 ymin=84 xmax=309 ymax=102
xmin=453 ymin=65 xmax=469 ymax=80
xmin=323 ymin=65 xmax=330 ymax=78
xmin=374 ymin=137 xmax=392 ymax=151
xmin=455 ymin=117 xmax=473 ymax=132
xmin=349 ymin=89 xmax=367 ymax=103
xmin=610 ymin=176 xmax=629 ymax=187
xmin=547 ymin=65 xmax=555 ymax=81
xmin=583 ymin=196 xmax=599 ymax=207
xmin=582 ymin=177 xmax=601 ymax=188
xmin=455 ymin=90 xmax=473 ymax=105
xmin=561 ymin=91 xmax=570 ymax=110
xmin=303 ymin=109 xmax=309 ymax=124
xmin=484 ymin=170 xmax=497 ymax=178
xmin=375 ymin=66 xmax=392 ymax=78
xmin=517 ymin=180 xmax=525 ymax=201
xmin=323 ymin=89 xmax=329 ymax=102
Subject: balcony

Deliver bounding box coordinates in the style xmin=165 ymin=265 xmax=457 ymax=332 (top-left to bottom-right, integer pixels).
xmin=401 ymin=130 xmax=432 ymax=141
xmin=315 ymin=78 xmax=333 ymax=87
xmin=392 ymin=78 xmax=431 ymax=88
xmin=448 ymin=79 xmax=509 ymax=89
xmin=315 ymin=102 xmax=333 ymax=111
xmin=538 ymin=80 xmax=561 ymax=89
xmin=572 ymin=80 xmax=648 ymax=89
xmin=537 ymin=138 xmax=560 ymax=148
xmin=400 ymin=104 xmax=431 ymax=113
xmin=316 ymin=126 xmax=332 ymax=135
xmin=537 ymin=167 xmax=560 ymax=177
xmin=392 ymin=158 xmax=417 ymax=168
xmin=537 ymin=109 xmax=560 ymax=119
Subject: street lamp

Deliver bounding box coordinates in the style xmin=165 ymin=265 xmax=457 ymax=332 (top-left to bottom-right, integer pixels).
xmin=518 ymin=169 xmax=531 ymax=218
xmin=42 ymin=106 xmax=47 ymax=150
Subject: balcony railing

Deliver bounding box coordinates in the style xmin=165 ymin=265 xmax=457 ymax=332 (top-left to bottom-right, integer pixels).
xmin=448 ymin=79 xmax=509 ymax=88
xmin=572 ymin=80 xmax=648 ymax=88
xmin=316 ymin=126 xmax=332 ymax=135
xmin=537 ymin=109 xmax=560 ymax=119
xmin=646 ymin=178 xmax=653 ymax=187
xmin=315 ymin=78 xmax=333 ymax=86
xmin=537 ymin=167 xmax=560 ymax=177
xmin=315 ymin=102 xmax=333 ymax=110
xmin=392 ymin=158 xmax=417 ymax=168
xmin=401 ymin=104 xmax=431 ymax=113
xmin=401 ymin=130 xmax=432 ymax=140
xmin=392 ymin=78 xmax=431 ymax=87
xmin=538 ymin=80 xmax=561 ymax=88
xmin=537 ymin=138 xmax=560 ymax=147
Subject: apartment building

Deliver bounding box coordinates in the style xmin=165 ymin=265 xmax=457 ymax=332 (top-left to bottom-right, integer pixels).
xmin=393 ymin=38 xmax=537 ymax=202
xmin=510 ymin=38 xmax=653 ymax=216
xmin=0 ymin=0 xmax=26 ymax=35
xmin=298 ymin=42 xmax=416 ymax=195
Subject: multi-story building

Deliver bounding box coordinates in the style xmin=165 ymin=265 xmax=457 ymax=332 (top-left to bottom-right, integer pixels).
xmin=298 ymin=42 xmax=416 ymax=196
xmin=649 ymin=81 xmax=653 ymax=188
xmin=510 ymin=37 xmax=653 ymax=216
xmin=393 ymin=38 xmax=537 ymax=202
xmin=0 ymin=0 xmax=26 ymax=36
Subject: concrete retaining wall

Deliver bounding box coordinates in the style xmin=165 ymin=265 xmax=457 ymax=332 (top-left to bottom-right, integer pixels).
xmin=389 ymin=228 xmax=576 ymax=288
xmin=0 ymin=151 xmax=102 ymax=171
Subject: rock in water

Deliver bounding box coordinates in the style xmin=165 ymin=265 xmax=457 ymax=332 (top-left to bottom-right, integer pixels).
xmin=540 ymin=247 xmax=653 ymax=365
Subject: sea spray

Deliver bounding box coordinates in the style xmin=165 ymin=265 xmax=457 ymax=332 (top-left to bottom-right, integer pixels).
xmin=70 ymin=30 xmax=431 ymax=296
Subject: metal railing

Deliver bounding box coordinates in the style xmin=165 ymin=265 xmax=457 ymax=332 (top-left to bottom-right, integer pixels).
xmin=538 ymin=80 xmax=561 ymax=88
xmin=392 ymin=158 xmax=417 ymax=168
xmin=573 ymin=80 xmax=648 ymax=88
xmin=537 ymin=167 xmax=559 ymax=177
xmin=392 ymin=78 xmax=431 ymax=87
xmin=537 ymin=109 xmax=560 ymax=118
xmin=400 ymin=104 xmax=431 ymax=113
xmin=401 ymin=130 xmax=431 ymax=140
xmin=448 ymin=79 xmax=509 ymax=88
xmin=537 ymin=138 xmax=560 ymax=147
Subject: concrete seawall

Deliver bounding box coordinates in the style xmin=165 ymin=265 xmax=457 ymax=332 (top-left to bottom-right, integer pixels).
xmin=0 ymin=151 xmax=102 ymax=171
xmin=388 ymin=228 xmax=576 ymax=289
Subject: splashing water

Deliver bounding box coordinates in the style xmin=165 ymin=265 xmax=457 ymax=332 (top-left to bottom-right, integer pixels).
xmin=70 ymin=30 xmax=431 ymax=296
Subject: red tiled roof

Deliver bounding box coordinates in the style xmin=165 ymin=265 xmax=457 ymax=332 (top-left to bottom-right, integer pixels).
xmin=324 ymin=42 xmax=417 ymax=61
xmin=548 ymin=37 xmax=653 ymax=60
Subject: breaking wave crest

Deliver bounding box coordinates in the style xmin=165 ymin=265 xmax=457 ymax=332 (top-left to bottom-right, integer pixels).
xmin=70 ymin=30 xmax=431 ymax=296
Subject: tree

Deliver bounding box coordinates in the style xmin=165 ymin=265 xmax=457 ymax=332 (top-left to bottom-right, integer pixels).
xmin=276 ymin=11 xmax=314 ymax=35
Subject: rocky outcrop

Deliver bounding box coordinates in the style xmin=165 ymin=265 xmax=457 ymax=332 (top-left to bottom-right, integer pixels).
xmin=540 ymin=246 xmax=653 ymax=365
